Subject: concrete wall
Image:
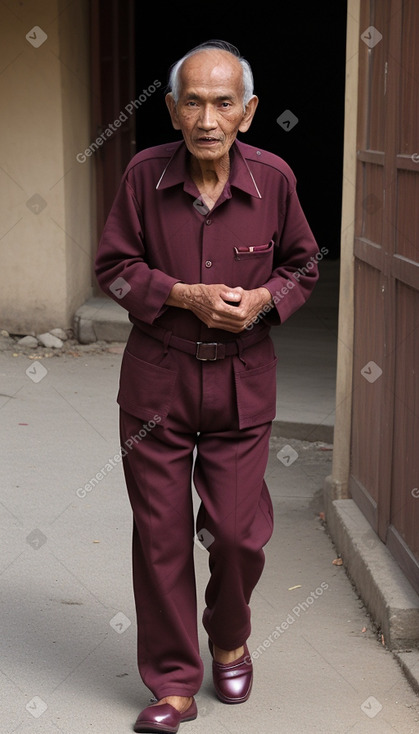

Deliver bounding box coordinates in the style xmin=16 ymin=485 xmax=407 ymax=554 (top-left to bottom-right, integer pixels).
xmin=0 ymin=0 xmax=93 ymax=334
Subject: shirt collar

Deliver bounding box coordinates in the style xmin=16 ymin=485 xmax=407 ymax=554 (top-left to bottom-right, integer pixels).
xmin=155 ymin=140 xmax=262 ymax=199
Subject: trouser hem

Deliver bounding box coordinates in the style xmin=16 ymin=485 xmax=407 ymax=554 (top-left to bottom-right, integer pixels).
xmin=151 ymin=687 xmax=200 ymax=700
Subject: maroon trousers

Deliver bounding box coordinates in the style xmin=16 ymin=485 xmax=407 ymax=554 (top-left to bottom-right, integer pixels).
xmin=119 ymin=331 xmax=275 ymax=700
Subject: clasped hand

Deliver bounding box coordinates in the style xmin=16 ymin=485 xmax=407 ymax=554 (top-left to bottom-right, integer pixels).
xmin=166 ymin=282 xmax=273 ymax=334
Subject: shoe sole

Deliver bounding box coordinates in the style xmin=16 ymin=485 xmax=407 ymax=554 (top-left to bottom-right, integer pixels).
xmin=134 ymin=715 xmax=197 ymax=733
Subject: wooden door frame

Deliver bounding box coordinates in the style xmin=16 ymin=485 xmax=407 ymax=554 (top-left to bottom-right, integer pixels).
xmin=90 ymin=0 xmax=136 ymax=261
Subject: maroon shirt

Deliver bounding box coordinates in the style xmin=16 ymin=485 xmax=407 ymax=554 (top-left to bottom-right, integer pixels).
xmin=95 ymin=139 xmax=319 ymax=342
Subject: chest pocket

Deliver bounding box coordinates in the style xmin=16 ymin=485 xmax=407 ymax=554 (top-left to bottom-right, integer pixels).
xmin=232 ymin=240 xmax=274 ymax=289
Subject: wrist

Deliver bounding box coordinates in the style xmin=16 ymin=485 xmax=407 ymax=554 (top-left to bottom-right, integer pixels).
xmin=166 ymin=282 xmax=191 ymax=309
xmin=259 ymin=287 xmax=274 ymax=307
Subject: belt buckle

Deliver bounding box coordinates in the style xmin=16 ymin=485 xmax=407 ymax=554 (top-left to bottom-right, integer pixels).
xmin=196 ymin=342 xmax=218 ymax=361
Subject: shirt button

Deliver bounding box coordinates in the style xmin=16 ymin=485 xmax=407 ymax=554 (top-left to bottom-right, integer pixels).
xmin=205 ymin=260 xmax=212 ymax=268
xmin=205 ymin=219 xmax=212 ymax=225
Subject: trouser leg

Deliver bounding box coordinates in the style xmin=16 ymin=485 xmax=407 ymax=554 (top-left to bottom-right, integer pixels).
xmin=120 ymin=409 xmax=204 ymax=700
xmin=194 ymin=421 xmax=274 ymax=650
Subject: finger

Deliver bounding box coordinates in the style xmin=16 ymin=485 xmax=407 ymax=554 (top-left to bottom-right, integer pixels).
xmin=221 ymin=292 xmax=241 ymax=304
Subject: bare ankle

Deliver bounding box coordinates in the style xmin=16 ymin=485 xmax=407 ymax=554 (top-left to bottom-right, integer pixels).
xmin=213 ymin=645 xmax=245 ymax=664
xmin=158 ymin=695 xmax=193 ymax=713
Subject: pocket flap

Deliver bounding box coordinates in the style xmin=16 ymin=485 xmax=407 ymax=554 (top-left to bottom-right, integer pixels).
xmin=234 ymin=240 xmax=274 ymax=259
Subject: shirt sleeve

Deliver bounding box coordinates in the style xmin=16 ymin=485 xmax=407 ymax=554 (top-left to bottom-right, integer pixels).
xmin=261 ymin=182 xmax=320 ymax=325
xmin=94 ymin=175 xmax=180 ymax=324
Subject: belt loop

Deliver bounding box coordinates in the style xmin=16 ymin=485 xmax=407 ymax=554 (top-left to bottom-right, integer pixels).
xmin=236 ymin=337 xmax=247 ymax=366
xmin=163 ymin=329 xmax=172 ymax=354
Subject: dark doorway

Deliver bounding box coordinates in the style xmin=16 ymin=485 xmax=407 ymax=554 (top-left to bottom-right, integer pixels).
xmin=133 ymin=3 xmax=347 ymax=259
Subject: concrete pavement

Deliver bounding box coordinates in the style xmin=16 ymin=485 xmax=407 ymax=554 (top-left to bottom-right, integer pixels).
xmin=1 ymin=323 xmax=419 ymax=732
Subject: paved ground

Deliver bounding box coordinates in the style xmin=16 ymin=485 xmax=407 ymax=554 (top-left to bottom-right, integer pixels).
xmin=272 ymin=258 xmax=339 ymax=442
xmin=0 ymin=340 xmax=418 ymax=734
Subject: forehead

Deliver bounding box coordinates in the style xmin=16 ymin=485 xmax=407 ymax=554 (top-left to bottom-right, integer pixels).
xmin=178 ymin=50 xmax=244 ymax=96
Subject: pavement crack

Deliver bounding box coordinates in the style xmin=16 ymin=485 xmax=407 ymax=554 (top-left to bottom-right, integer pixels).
xmin=51 ymin=386 xmax=108 ymax=441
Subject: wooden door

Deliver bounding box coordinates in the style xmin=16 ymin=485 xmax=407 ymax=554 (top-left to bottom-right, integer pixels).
xmin=351 ymin=0 xmax=419 ymax=593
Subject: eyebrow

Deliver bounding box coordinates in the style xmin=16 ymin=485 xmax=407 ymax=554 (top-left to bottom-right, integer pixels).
xmin=184 ymin=92 xmax=237 ymax=102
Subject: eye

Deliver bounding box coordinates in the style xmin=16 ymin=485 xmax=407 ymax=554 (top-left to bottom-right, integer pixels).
xmin=220 ymin=102 xmax=231 ymax=109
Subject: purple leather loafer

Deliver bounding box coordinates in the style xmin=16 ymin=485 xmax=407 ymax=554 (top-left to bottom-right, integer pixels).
xmin=209 ymin=640 xmax=253 ymax=704
xmin=134 ymin=699 xmax=197 ymax=733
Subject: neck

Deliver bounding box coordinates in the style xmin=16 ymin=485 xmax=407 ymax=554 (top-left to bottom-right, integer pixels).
xmin=190 ymin=154 xmax=230 ymax=191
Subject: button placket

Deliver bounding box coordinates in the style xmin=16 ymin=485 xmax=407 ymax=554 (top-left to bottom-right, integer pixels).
xmin=201 ymin=213 xmax=216 ymax=280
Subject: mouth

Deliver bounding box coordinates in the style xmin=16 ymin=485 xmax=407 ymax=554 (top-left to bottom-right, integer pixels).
xmin=195 ymin=136 xmax=221 ymax=145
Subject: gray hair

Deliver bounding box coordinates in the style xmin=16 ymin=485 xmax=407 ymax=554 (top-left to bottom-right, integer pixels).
xmin=167 ymin=40 xmax=255 ymax=111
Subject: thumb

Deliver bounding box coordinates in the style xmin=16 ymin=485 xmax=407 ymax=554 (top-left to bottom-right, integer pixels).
xmin=221 ymin=286 xmax=242 ymax=303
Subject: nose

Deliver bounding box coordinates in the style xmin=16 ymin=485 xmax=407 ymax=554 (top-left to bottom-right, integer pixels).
xmin=198 ymin=103 xmax=217 ymax=130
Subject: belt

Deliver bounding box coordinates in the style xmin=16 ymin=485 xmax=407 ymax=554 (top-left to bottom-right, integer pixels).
xmin=133 ymin=320 xmax=270 ymax=361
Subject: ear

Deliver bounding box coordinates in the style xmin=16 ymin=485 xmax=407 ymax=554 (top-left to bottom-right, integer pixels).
xmin=165 ymin=93 xmax=181 ymax=130
xmin=238 ymin=95 xmax=259 ymax=133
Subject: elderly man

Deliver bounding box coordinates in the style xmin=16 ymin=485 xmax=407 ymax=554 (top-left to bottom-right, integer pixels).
xmin=95 ymin=39 xmax=319 ymax=733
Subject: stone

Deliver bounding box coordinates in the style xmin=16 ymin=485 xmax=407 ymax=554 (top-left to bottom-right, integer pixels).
xmin=37 ymin=332 xmax=64 ymax=349
xmin=17 ymin=335 xmax=39 ymax=348
xmin=107 ymin=345 xmax=125 ymax=354
xmin=49 ymin=328 xmax=68 ymax=341
xmin=74 ymin=317 xmax=96 ymax=344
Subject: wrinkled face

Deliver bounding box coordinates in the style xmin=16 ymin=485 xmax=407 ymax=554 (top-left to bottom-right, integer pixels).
xmin=166 ymin=50 xmax=258 ymax=164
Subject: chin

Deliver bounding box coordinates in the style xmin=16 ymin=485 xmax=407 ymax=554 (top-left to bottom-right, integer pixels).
xmin=190 ymin=145 xmax=229 ymax=161
xmin=194 ymin=150 xmax=221 ymax=160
